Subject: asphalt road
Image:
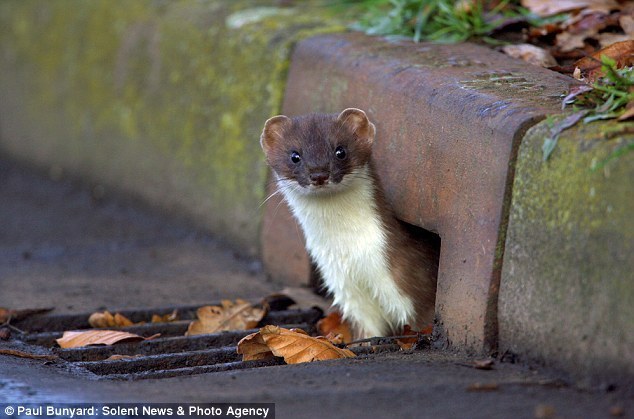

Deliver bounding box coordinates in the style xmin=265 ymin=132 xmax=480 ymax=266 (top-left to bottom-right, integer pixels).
xmin=0 ymin=157 xmax=631 ymax=419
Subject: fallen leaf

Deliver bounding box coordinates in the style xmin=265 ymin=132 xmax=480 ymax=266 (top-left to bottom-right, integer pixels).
xmin=236 ymin=330 xmax=274 ymax=361
xmin=521 ymin=0 xmax=619 ymax=17
xmin=501 ymin=44 xmax=558 ymax=67
xmin=88 ymin=311 xmax=136 ymax=328
xmin=324 ymin=332 xmax=345 ymax=345
xmin=420 ymin=324 xmax=434 ymax=335
xmin=151 ymin=309 xmax=179 ymax=323
xmin=596 ymin=33 xmax=633 ymax=49
xmin=237 ymin=325 xmax=355 ymax=364
xmin=317 ymin=311 xmax=352 ymax=344
xmin=575 ymin=40 xmax=634 ymax=81
xmin=185 ymin=299 xmax=266 ymax=336
xmin=620 ymin=14 xmax=634 ymax=37
xmin=554 ymin=10 xmax=621 ymax=52
xmin=56 ymin=330 xmax=152 ymax=348
xmin=395 ymin=325 xmax=422 ymax=350
xmin=0 ymin=307 xmax=54 ymax=323
xmin=555 ymin=31 xmax=588 ymax=53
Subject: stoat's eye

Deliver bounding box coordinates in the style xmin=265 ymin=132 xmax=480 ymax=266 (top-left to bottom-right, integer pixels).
xmin=335 ymin=146 xmax=347 ymax=160
xmin=290 ymin=151 xmax=301 ymax=164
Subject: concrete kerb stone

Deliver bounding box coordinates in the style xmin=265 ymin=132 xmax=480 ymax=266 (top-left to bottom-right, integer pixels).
xmin=262 ymin=32 xmax=575 ymax=353
xmin=0 ymin=0 xmax=346 ymax=255
xmin=499 ymin=118 xmax=634 ymax=386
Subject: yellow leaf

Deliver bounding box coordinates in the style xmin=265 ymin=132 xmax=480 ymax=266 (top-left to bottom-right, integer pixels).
xmin=88 ymin=311 xmax=135 ymax=328
xmin=185 ymin=299 xmax=266 ymax=336
xmin=238 ymin=325 xmax=355 ymax=364
xmin=56 ymin=330 xmax=152 ymax=348
xmin=151 ymin=310 xmax=179 ymax=323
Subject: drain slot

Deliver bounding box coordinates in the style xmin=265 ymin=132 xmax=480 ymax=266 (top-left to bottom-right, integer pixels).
xmin=7 ymin=304 xmax=330 ymax=380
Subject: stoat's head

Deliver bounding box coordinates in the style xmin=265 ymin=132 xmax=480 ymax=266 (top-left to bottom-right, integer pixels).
xmin=260 ymin=108 xmax=376 ymax=195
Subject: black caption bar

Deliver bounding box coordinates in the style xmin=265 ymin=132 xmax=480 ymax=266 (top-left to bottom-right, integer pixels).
xmin=0 ymin=403 xmax=275 ymax=419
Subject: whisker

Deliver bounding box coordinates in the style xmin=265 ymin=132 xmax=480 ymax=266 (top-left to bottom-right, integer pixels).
xmin=259 ymin=188 xmax=284 ymax=208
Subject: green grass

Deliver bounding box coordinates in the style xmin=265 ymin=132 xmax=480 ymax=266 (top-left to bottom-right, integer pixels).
xmin=575 ymin=57 xmax=634 ymax=123
xmin=544 ymin=57 xmax=634 ymax=161
xmin=339 ymin=0 xmax=522 ymax=44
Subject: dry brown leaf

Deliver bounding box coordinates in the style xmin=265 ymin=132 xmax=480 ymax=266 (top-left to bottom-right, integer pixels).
xmin=56 ymin=330 xmax=151 ymax=348
xmin=394 ymin=325 xmax=433 ymax=350
xmin=317 ymin=311 xmax=352 ymax=344
xmin=151 ymin=310 xmax=179 ymax=323
xmin=236 ymin=331 xmax=275 ymax=361
xmin=556 ymin=31 xmax=590 ymax=53
xmin=237 ymin=325 xmax=355 ymax=364
xmin=575 ymin=40 xmax=634 ymax=81
xmin=324 ymin=332 xmax=345 ymax=345
xmin=554 ymin=10 xmax=619 ymax=52
xmin=395 ymin=325 xmax=419 ymax=350
xmin=88 ymin=311 xmax=136 ymax=328
xmin=596 ymin=33 xmax=633 ymax=49
xmin=521 ymin=0 xmax=619 ymax=17
xmin=185 ymin=299 xmax=266 ymax=336
xmin=620 ymin=15 xmax=634 ymax=37
xmin=501 ymin=44 xmax=558 ymax=67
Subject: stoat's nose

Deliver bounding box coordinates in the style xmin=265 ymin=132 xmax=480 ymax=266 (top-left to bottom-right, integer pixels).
xmin=309 ymin=172 xmax=329 ymax=186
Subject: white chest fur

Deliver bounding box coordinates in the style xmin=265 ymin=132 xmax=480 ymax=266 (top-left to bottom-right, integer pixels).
xmin=279 ymin=165 xmax=415 ymax=338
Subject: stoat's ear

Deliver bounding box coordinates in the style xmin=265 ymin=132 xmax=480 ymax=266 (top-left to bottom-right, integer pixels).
xmin=260 ymin=115 xmax=291 ymax=154
xmin=337 ymin=108 xmax=376 ymax=145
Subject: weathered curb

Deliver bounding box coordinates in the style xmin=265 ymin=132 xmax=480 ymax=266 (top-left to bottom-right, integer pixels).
xmin=0 ymin=0 xmax=345 ymax=255
xmin=263 ymin=32 xmax=574 ymax=353
xmin=499 ymin=118 xmax=634 ymax=386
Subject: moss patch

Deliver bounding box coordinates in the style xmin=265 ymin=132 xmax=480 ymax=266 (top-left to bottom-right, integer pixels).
xmin=499 ymin=117 xmax=634 ymax=383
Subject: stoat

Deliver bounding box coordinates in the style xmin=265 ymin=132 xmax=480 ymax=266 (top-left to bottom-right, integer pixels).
xmin=260 ymin=108 xmax=437 ymax=338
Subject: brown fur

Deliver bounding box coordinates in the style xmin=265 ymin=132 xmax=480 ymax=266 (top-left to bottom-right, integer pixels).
xmin=261 ymin=109 xmax=438 ymax=334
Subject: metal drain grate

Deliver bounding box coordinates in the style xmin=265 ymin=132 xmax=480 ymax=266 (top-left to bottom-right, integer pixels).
xmin=7 ymin=304 xmax=326 ymax=380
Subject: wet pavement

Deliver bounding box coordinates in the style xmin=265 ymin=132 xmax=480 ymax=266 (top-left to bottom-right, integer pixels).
xmin=0 ymin=157 xmax=632 ymax=419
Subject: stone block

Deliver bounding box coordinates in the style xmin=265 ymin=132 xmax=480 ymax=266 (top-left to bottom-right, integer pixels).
xmin=499 ymin=118 xmax=634 ymax=385
xmin=264 ymin=32 xmax=573 ymax=352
